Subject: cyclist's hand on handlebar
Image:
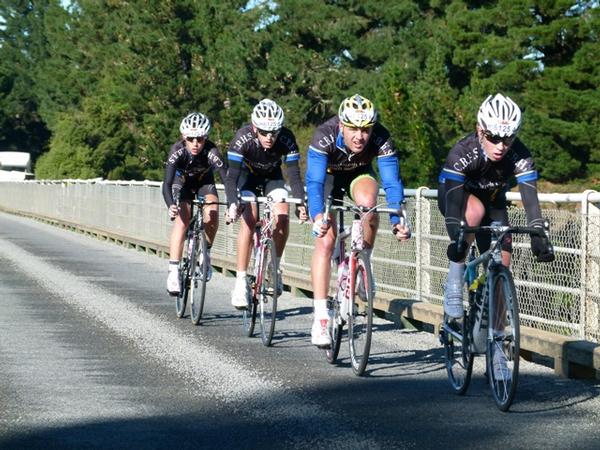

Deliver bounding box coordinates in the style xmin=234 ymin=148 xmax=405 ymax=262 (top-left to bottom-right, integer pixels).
xmin=531 ymin=233 xmax=555 ymax=263
xmin=392 ymin=223 xmax=411 ymax=241
xmin=311 ymin=214 xmax=330 ymax=238
xmin=168 ymin=204 xmax=179 ymax=220
xmin=295 ymin=205 xmax=308 ymax=223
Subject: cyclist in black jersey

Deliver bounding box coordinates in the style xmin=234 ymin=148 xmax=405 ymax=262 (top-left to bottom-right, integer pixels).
xmin=306 ymin=94 xmax=411 ymax=347
xmin=224 ymin=99 xmax=307 ymax=309
xmin=163 ymin=112 xmax=227 ymax=295
xmin=438 ymin=94 xmax=554 ymax=346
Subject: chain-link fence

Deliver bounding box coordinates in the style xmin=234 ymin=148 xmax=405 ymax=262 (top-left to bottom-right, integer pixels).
xmin=1 ymin=180 xmax=599 ymax=343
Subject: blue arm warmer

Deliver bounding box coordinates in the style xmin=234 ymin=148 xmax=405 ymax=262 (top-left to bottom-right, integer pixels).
xmin=306 ymin=147 xmax=328 ymax=219
xmin=377 ymin=155 xmax=404 ymax=225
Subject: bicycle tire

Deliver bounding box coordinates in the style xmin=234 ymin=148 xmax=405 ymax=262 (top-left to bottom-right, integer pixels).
xmin=441 ymin=316 xmax=474 ymax=395
xmin=486 ymin=266 xmax=520 ymax=412
xmin=325 ymin=295 xmax=343 ymax=364
xmin=258 ymin=239 xmax=278 ymax=346
xmin=190 ymin=231 xmax=208 ymax=325
xmin=348 ymin=252 xmax=374 ymax=376
xmin=175 ymin=237 xmax=193 ymax=318
xmin=243 ymin=296 xmax=257 ymax=337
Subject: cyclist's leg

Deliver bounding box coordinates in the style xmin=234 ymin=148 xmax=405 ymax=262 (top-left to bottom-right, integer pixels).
xmin=169 ymin=183 xmax=193 ymax=261
xmin=198 ymin=183 xmax=219 ymax=247
xmin=311 ymin=174 xmax=341 ymax=346
xmin=232 ymin=175 xmax=258 ymax=309
xmin=167 ymin=183 xmax=192 ymax=294
xmin=440 ymin=185 xmax=485 ymax=318
xmin=349 ymin=172 xmax=378 ymax=250
xmin=265 ymin=179 xmax=289 ymax=258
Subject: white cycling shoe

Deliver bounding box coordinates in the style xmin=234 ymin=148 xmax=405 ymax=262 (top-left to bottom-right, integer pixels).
xmin=167 ymin=268 xmax=180 ymax=296
xmin=231 ymin=277 xmax=250 ymax=310
xmin=311 ymin=314 xmax=332 ymax=348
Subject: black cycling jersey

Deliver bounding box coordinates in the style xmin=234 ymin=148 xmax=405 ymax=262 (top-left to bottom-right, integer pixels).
xmin=307 ymin=116 xmax=396 ymax=172
xmin=439 ymin=133 xmax=537 ymax=194
xmin=162 ymin=139 xmax=227 ymax=207
xmin=225 ymin=123 xmax=304 ymax=206
xmin=439 ymin=132 xmax=544 ymax=244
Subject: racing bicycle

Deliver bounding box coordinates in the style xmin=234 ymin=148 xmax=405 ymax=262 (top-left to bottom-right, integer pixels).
xmin=175 ymin=196 xmax=225 ymax=325
xmin=239 ymin=195 xmax=304 ymax=346
xmin=325 ymin=197 xmax=408 ymax=376
xmin=439 ymin=220 xmax=552 ymax=411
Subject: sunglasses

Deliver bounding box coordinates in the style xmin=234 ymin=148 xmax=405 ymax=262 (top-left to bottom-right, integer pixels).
xmin=257 ymin=128 xmax=281 ymax=138
xmin=185 ymin=136 xmax=206 ymax=143
xmin=483 ymin=132 xmax=514 ymax=146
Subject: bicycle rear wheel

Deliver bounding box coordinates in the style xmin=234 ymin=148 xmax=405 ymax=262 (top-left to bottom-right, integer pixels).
xmin=190 ymin=232 xmax=208 ymax=325
xmin=348 ymin=252 xmax=374 ymax=376
xmin=441 ymin=316 xmax=473 ymax=395
xmin=486 ymin=266 xmax=520 ymax=412
xmin=175 ymin=237 xmax=193 ymax=318
xmin=258 ymin=239 xmax=278 ymax=346
xmin=325 ymin=296 xmax=343 ymax=364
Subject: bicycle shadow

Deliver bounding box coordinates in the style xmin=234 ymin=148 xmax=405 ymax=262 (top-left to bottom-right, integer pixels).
xmin=363 ymin=346 xmax=446 ymax=378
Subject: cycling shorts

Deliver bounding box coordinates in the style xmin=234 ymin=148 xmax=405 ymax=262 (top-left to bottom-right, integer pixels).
xmin=438 ymin=183 xmax=512 ymax=253
xmin=324 ymin=165 xmax=376 ymax=205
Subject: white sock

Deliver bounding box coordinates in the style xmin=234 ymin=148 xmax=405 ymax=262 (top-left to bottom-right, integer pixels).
xmin=447 ymin=261 xmax=465 ymax=286
xmin=313 ymin=298 xmax=329 ymax=318
xmin=236 ymin=271 xmax=247 ymax=279
xmin=168 ymin=260 xmax=179 ymax=271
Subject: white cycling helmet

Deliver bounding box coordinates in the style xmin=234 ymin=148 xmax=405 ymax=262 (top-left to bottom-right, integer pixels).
xmin=477 ymin=93 xmax=522 ymax=137
xmin=338 ymin=94 xmax=378 ymax=128
xmin=251 ymin=99 xmax=284 ymax=131
xmin=180 ymin=112 xmax=211 ymax=138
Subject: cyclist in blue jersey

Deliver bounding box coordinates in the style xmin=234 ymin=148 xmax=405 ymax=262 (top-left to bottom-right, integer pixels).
xmin=225 ymin=99 xmax=308 ymax=309
xmin=306 ymin=94 xmax=411 ymax=347
xmin=163 ymin=112 xmax=227 ymax=295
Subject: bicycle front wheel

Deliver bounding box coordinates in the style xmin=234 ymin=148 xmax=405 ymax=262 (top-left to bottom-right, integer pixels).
xmin=190 ymin=232 xmax=208 ymax=325
xmin=175 ymin=240 xmax=192 ymax=318
xmin=257 ymin=239 xmax=279 ymax=346
xmin=441 ymin=317 xmax=473 ymax=395
xmin=486 ymin=266 xmax=520 ymax=412
xmin=348 ymin=252 xmax=374 ymax=376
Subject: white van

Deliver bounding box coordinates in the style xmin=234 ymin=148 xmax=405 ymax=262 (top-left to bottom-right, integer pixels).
xmin=0 ymin=152 xmax=33 ymax=181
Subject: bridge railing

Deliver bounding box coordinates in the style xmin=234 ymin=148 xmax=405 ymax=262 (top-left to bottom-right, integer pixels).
xmin=1 ymin=179 xmax=599 ymax=345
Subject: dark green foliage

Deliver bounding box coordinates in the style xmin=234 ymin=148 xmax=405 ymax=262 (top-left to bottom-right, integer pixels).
xmin=0 ymin=0 xmax=598 ymax=186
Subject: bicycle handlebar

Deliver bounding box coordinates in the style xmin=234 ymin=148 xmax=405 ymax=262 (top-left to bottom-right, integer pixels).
xmin=239 ymin=195 xmax=304 ymax=205
xmin=459 ymin=221 xmax=550 ymax=265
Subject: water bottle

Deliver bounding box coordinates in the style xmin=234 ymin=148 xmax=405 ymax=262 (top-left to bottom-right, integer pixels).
xmin=337 ymin=258 xmax=349 ymax=319
xmin=351 ymin=219 xmax=364 ymax=250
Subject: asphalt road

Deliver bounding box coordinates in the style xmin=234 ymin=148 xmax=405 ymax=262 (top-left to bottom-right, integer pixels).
xmin=1 ymin=211 xmax=599 ymax=450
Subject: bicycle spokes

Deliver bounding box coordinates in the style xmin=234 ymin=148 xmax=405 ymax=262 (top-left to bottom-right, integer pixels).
xmin=348 ymin=254 xmax=374 ymax=376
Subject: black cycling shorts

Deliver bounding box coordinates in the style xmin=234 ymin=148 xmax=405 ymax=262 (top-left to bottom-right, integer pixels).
xmin=438 ymin=183 xmax=512 ymax=253
xmin=324 ymin=165 xmax=376 ymax=205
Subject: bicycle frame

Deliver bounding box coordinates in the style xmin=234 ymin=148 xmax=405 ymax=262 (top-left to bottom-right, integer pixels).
xmin=175 ymin=196 xmax=224 ymax=323
xmin=441 ymin=220 xmax=551 ymax=410
xmin=239 ymin=194 xmax=303 ymax=345
xmin=325 ymin=197 xmax=406 ymax=375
